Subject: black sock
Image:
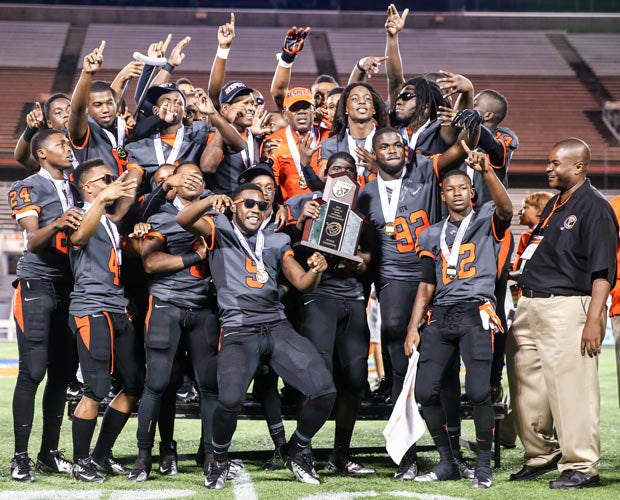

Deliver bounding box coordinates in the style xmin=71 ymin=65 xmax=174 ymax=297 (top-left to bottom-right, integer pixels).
xmin=211 ymin=403 xmax=239 ymax=463
xmin=447 ymin=426 xmax=462 ymax=459
xmin=39 ymin=378 xmax=67 ymax=456
xmin=286 ymin=429 xmax=312 ymax=457
xmin=268 ymin=422 xmax=286 ymax=448
xmin=200 ymin=392 xmax=218 ymax=455
xmin=333 ymin=425 xmax=354 ymax=460
xmin=72 ymin=416 xmax=97 ymax=461
xmin=158 ymin=390 xmax=177 ymax=446
xmin=472 ymin=403 xmax=494 ymax=467
xmin=422 ymin=405 xmax=451 ymax=451
xmin=296 ymin=392 xmax=336 ymax=440
xmin=92 ymin=407 xmax=130 ymax=460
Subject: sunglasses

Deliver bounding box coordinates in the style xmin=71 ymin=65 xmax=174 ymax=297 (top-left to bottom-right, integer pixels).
xmin=84 ymin=173 xmax=117 ymax=185
xmin=254 ymin=96 xmax=265 ymax=106
xmin=234 ymin=198 xmax=270 ymax=212
xmin=397 ymin=91 xmax=416 ymax=102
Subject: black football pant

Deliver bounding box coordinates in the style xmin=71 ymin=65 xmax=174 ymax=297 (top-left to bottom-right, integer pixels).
xmin=212 ymin=320 xmax=336 ymax=460
xmin=378 ymin=279 xmax=418 ymax=403
xmin=416 ymin=302 xmax=495 ymax=457
xmin=137 ymin=295 xmax=219 ymax=452
xmin=12 ymin=278 xmax=77 ymax=456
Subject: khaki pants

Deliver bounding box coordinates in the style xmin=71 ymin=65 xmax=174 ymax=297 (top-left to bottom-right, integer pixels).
xmin=506 ymin=295 xmax=600 ymax=475
xmin=611 ymin=315 xmax=620 ymax=407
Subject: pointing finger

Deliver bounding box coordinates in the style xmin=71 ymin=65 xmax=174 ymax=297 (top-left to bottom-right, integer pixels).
xmin=461 ymin=140 xmax=472 ymax=155
xmin=98 ymin=40 xmax=106 ymax=52
xmin=230 ymin=12 xmax=235 ymax=25
xmin=401 ymin=8 xmax=410 ymax=21
xmin=162 ymin=33 xmax=172 ymax=52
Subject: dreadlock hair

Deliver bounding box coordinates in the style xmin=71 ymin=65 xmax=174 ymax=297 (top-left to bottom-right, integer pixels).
xmin=331 ymin=82 xmax=389 ymax=142
xmin=399 ymin=76 xmax=451 ymax=131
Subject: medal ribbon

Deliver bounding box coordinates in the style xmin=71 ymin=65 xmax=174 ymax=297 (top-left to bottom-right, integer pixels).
xmin=101 ymin=116 xmax=126 ymax=150
xmin=232 ymin=223 xmax=267 ymax=277
xmin=440 ymin=210 xmax=474 ymax=273
xmin=38 ymin=168 xmax=74 ymax=212
xmin=285 ymin=125 xmax=317 ymax=185
xmin=346 ymin=126 xmax=375 ymax=177
xmin=154 ymin=127 xmax=185 ymax=166
xmin=240 ymin=130 xmax=256 ymax=169
xmin=377 ymin=168 xmax=406 ymax=228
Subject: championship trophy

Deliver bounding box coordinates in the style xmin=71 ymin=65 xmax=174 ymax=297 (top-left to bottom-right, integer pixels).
xmin=298 ymin=171 xmax=363 ymax=265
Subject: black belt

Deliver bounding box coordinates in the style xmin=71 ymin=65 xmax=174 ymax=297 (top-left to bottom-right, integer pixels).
xmin=521 ymin=288 xmax=554 ymax=299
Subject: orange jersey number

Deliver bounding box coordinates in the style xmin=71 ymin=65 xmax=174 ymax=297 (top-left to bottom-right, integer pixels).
xmin=245 ymin=257 xmax=264 ymax=289
xmin=189 ymin=240 xmax=208 ymax=279
xmin=393 ymin=210 xmax=431 ymax=253
xmin=53 ymin=232 xmax=69 ymax=255
xmin=108 ymin=248 xmax=120 ymax=286
xmin=440 ymin=242 xmax=477 ymax=285
xmin=9 ymin=187 xmax=32 ymax=208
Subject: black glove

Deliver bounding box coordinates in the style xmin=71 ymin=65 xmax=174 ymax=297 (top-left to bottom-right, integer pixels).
xmin=450 ymin=109 xmax=482 ymax=137
xmin=280 ymin=27 xmax=310 ymax=64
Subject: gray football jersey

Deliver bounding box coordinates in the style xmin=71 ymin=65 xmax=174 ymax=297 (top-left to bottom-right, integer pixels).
xmin=9 ymin=173 xmax=73 ymax=281
xmin=356 ymin=154 xmax=442 ymax=282
xmin=207 ymin=135 xmax=260 ymax=195
xmin=69 ymin=212 xmax=127 ymax=316
xmin=146 ymin=202 xmax=211 ymax=309
xmin=416 ymin=202 xmax=511 ymax=306
xmin=209 ymin=213 xmax=292 ymax=327
xmin=68 ymin=117 xmax=124 ymax=175
xmin=125 ymin=122 xmax=212 ymax=187
xmin=285 ymin=191 xmax=364 ymax=301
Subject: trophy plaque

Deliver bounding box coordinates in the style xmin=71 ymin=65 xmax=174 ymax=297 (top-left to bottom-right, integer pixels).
xmin=299 ymin=171 xmax=363 ymax=263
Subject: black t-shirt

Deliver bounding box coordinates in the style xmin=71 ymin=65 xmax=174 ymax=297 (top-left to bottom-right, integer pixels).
xmin=518 ymin=179 xmax=618 ymax=295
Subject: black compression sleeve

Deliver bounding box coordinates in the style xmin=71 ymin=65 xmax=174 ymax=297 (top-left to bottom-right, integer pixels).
xmin=478 ymin=126 xmax=505 ymax=167
xmin=421 ymin=256 xmax=437 ymax=285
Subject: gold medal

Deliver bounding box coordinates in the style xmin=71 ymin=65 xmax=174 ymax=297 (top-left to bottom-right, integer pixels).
xmin=385 ymin=222 xmax=395 ymax=237
xmin=446 ymin=267 xmax=457 ymax=280
xmin=299 ymin=177 xmax=308 ymax=189
xmin=256 ymin=269 xmax=269 ymax=283
xmin=116 ymin=146 xmax=128 ymax=160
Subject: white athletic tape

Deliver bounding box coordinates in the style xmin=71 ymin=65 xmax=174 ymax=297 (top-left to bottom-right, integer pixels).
xmin=232 ymin=460 xmax=258 ymax=500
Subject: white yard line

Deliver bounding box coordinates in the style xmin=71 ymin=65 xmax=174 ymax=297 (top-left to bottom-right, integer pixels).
xmin=232 ymin=460 xmax=258 ymax=500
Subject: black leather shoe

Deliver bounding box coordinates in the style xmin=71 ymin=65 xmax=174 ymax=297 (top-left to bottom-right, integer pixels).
xmin=510 ymin=454 xmax=561 ymax=481
xmin=549 ymin=470 xmax=600 ymax=489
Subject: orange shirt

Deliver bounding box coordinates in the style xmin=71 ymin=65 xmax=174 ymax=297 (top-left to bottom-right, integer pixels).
xmin=263 ymin=126 xmax=323 ymax=202
xmin=609 ymin=195 xmax=620 ymax=316
xmin=513 ymin=230 xmax=532 ymax=272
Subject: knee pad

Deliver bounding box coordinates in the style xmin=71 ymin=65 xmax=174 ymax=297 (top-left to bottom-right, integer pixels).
xmin=466 ymin=389 xmax=491 ymax=407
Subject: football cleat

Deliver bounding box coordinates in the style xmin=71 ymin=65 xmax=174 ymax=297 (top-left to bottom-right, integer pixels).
xmin=263 ymin=446 xmax=285 ymax=471
xmin=326 ymin=456 xmax=375 ymax=475
xmin=128 ymin=455 xmax=152 ymax=482
xmin=11 ymin=453 xmax=35 ymax=482
xmin=204 ymin=460 xmax=230 ymax=489
xmin=35 ymin=449 xmax=73 ymax=474
xmin=286 ymin=450 xmax=321 ymax=485
xmin=456 ymin=458 xmax=475 ymax=479
xmin=414 ymin=461 xmax=461 ymax=482
xmin=71 ymin=457 xmax=105 ymax=483
xmin=158 ymin=441 xmax=178 ymax=476
xmin=473 ymin=465 xmax=493 ymax=488
xmin=92 ymin=455 xmax=130 ymax=476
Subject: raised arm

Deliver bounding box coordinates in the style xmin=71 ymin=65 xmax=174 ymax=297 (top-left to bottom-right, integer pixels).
xmin=110 ymin=60 xmax=144 ymax=107
xmin=14 ymin=103 xmax=45 ymax=169
xmin=384 ymin=4 xmax=409 ymax=108
xmin=177 ymin=194 xmax=232 ymax=238
xmin=281 ymin=250 xmax=327 ymax=292
xmin=208 ymin=13 xmax=235 ymax=109
xmin=142 ymin=233 xmax=208 ymax=274
xmin=270 ymin=27 xmax=310 ymax=111
xmin=195 ymin=89 xmax=245 ymax=152
xmin=347 ymin=56 xmax=388 ymax=85
xmin=435 ymin=70 xmax=474 ymax=145
xmin=436 ymin=109 xmax=481 ymax=174
xmin=69 ymin=41 xmax=105 ymax=144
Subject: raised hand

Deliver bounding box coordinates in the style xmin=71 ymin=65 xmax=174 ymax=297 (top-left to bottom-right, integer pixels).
xmin=462 ymin=140 xmax=489 ymax=174
xmin=194 ymin=88 xmax=216 ymax=116
xmin=148 ymin=34 xmax=172 ymax=58
xmin=355 ymin=146 xmax=378 ymax=173
xmin=299 ymin=199 xmax=321 ymax=224
xmin=437 ymin=105 xmax=456 ymax=127
xmin=156 ymin=98 xmax=178 ymax=123
xmin=251 ymin=107 xmax=272 ymax=137
xmin=129 ymin=222 xmax=152 ymax=239
xmin=83 ymin=40 xmax=106 ymax=74
xmin=218 ymin=13 xmax=236 ymax=48
xmin=168 ymin=36 xmax=191 ymax=67
xmin=209 ymin=194 xmax=233 ymax=213
xmin=436 ymin=70 xmax=474 ymax=98
xmin=100 ymin=170 xmax=138 ymax=204
xmin=163 ymin=170 xmax=204 ymax=191
xmin=116 ymin=60 xmax=145 ymax=83
xmin=307 ymin=251 xmax=327 ymax=273
xmin=299 ymin=132 xmax=320 ymax=166
xmin=358 ymin=56 xmax=388 ymax=79
xmin=26 ymin=102 xmax=46 ymax=129
xmin=282 ymin=26 xmax=310 ymax=61
xmin=451 ymin=109 xmax=482 ymax=137
xmin=385 ymin=4 xmax=409 ymax=37
xmin=260 ymin=138 xmax=282 ymax=162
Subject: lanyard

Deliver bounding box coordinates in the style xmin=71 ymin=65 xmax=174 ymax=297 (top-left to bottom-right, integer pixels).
xmin=240 ymin=130 xmax=255 ymax=169
xmin=232 ymin=223 xmax=267 ymax=275
xmin=440 ymin=210 xmax=474 ymax=276
xmin=538 ymin=195 xmax=570 ymax=232
xmin=285 ymin=125 xmax=317 ymax=184
xmin=401 ymin=118 xmax=430 ymax=151
xmin=346 ymin=126 xmax=375 ymax=177
xmin=101 ymin=116 xmax=126 ymax=149
xmin=154 ymin=127 xmax=185 ymax=166
xmin=377 ymin=169 xmax=406 ymax=226
xmin=38 ymin=168 xmax=74 ymax=212
xmin=83 ymin=201 xmax=122 ymax=266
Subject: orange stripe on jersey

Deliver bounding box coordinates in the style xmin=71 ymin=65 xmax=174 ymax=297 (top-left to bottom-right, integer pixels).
xmin=126 ymin=162 xmax=144 ymax=176
xmin=418 ymin=250 xmax=435 ymax=259
xmin=161 ymin=134 xmax=177 ymax=147
xmin=202 ymin=216 xmax=216 ymax=250
xmin=75 ymin=315 xmax=91 ymax=350
xmin=145 ymin=295 xmax=153 ymax=333
xmin=283 ymin=250 xmax=295 ymax=260
xmin=496 ymin=230 xmax=512 ymax=279
xmin=68 ymin=125 xmax=91 ymax=150
xmin=431 ymin=154 xmax=441 ymax=181
xmin=145 ymin=231 xmax=166 ymax=242
xmin=11 ymin=205 xmax=41 ymax=218
xmin=102 ymin=311 xmax=115 ymax=373
xmin=13 ymin=283 xmax=24 ymax=334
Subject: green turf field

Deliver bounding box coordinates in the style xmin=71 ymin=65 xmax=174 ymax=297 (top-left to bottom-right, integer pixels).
xmin=0 ymin=340 xmax=619 ymax=499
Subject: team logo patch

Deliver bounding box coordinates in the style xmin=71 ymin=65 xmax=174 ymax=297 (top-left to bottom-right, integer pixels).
xmin=563 ymin=215 xmax=577 ymax=230
xmin=332 ymin=180 xmax=353 ymax=198
xmin=325 ymin=222 xmax=342 ymax=236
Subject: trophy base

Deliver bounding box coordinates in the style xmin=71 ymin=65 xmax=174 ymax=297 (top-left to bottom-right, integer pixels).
xmin=297 ymin=240 xmax=363 ymax=264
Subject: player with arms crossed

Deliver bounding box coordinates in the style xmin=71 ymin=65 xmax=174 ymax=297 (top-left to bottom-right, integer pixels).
xmin=404 ymin=143 xmax=513 ymax=488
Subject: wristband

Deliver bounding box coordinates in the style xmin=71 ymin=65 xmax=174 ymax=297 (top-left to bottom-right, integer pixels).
xmin=181 ymin=252 xmax=202 ymax=268
xmin=163 ymin=62 xmax=175 ymax=73
xmin=356 ymin=60 xmax=365 ymax=72
xmin=278 ymin=50 xmax=295 ymax=65
xmin=23 ymin=125 xmax=37 ymax=142
xmin=216 ymin=46 xmax=230 ymax=59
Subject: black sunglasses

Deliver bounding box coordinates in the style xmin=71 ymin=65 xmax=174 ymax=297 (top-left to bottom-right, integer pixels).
xmin=234 ymin=198 xmax=269 ymax=212
xmin=397 ymin=91 xmax=416 ymax=102
xmin=85 ymin=173 xmax=117 ymax=185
